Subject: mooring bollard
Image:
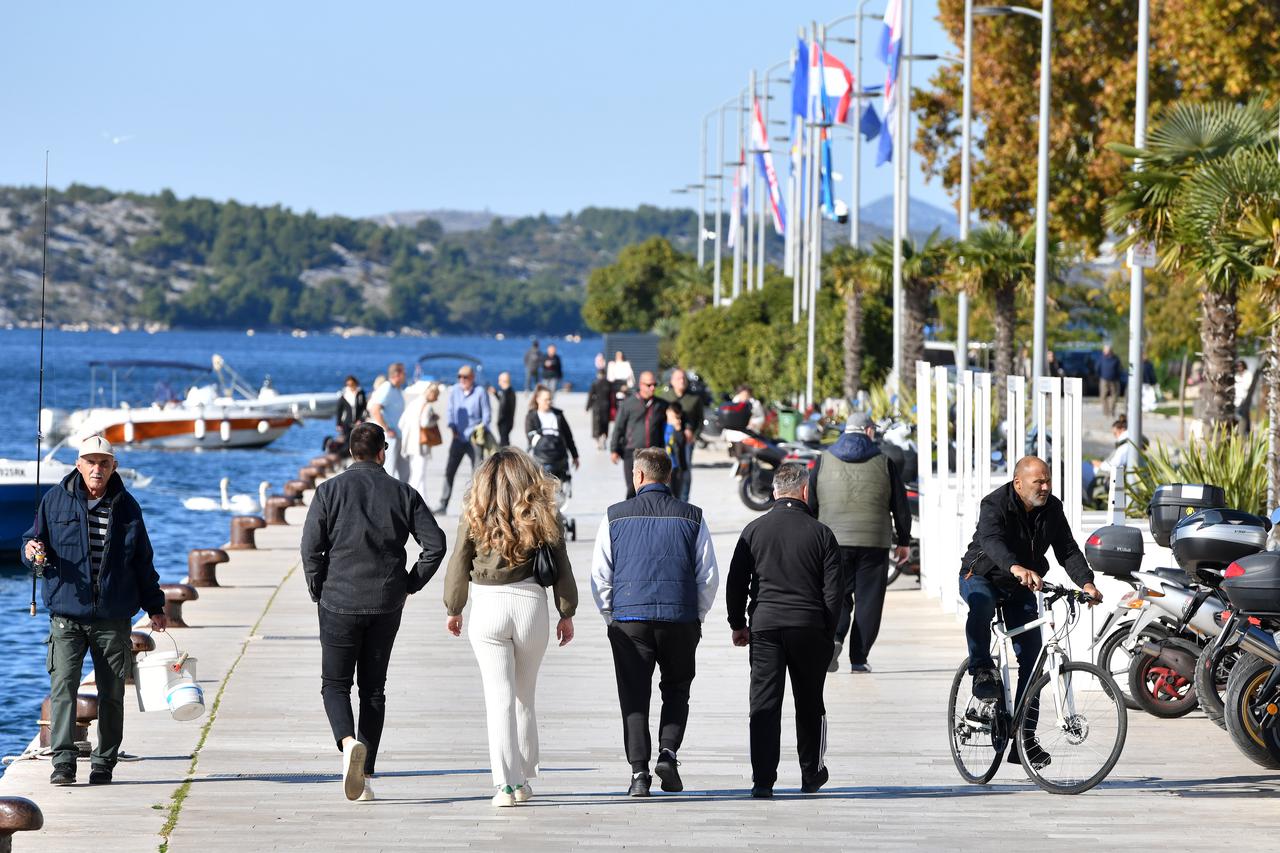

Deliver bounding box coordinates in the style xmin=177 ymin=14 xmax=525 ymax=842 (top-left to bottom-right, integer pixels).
xmin=0 ymin=796 xmax=44 ymax=852
xmin=283 ymin=480 xmax=308 ymax=504
xmin=264 ymin=496 xmax=292 ymax=525
xmin=187 ymin=548 xmax=230 ymax=587
xmin=158 ymin=584 xmax=199 ymax=628
xmin=36 ymin=696 xmax=93 ymax=749
xmin=297 ymin=467 xmax=320 ymax=489
xmin=228 ymin=515 xmax=267 ymax=550
xmin=126 ymin=632 xmax=155 ymax=685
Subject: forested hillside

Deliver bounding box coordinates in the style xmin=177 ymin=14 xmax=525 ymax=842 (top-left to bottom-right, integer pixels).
xmin=0 ymin=184 xmax=695 ymax=333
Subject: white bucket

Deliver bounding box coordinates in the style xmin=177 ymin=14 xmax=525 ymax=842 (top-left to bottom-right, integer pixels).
xmin=165 ymin=680 xmax=206 ymax=722
xmin=134 ymin=650 xmax=201 ymax=716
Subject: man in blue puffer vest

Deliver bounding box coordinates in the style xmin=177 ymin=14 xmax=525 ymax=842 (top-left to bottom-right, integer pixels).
xmin=591 ymin=447 xmax=719 ymax=798
xmin=21 ymin=435 xmax=167 ymax=787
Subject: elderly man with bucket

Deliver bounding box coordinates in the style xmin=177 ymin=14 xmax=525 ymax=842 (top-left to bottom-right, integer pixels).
xmin=21 ymin=434 xmax=168 ymax=787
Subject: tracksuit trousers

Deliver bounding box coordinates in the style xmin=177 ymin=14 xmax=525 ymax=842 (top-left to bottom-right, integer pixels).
xmin=607 ymin=619 xmax=700 ymax=771
xmin=468 ymin=579 xmax=549 ymax=787
xmin=748 ymin=626 xmax=830 ymax=789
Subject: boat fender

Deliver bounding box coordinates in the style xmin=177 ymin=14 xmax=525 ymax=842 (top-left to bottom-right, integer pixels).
xmin=219 ymin=420 xmax=231 ymax=442
xmin=194 ymin=419 xmax=206 ymax=440
xmin=257 ymin=420 xmax=270 ymax=434
xmin=124 ymin=420 xmax=135 ymax=444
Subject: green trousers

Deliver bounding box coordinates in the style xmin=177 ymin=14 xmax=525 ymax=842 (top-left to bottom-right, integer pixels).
xmin=47 ymin=616 xmax=133 ymax=769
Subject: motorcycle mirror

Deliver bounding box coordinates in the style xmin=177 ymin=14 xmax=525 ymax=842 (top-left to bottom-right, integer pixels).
xmin=1270 ymin=507 xmax=1280 ymax=526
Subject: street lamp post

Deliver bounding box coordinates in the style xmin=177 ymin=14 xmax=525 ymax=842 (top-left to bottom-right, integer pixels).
xmin=747 ymin=69 xmax=757 ymax=295
xmin=849 ymin=0 xmax=883 ymax=250
xmin=1126 ymin=0 xmax=1149 ymax=458
xmin=714 ymin=93 xmax=739 ymax=306
xmin=958 ymin=0 xmax=974 ymax=371
xmin=758 ymin=58 xmax=790 ymax=293
xmin=975 ymin=3 xmax=1051 ymax=383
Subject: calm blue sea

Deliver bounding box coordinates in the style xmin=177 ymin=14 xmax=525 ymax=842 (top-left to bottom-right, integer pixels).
xmin=0 ymin=328 xmax=601 ymax=771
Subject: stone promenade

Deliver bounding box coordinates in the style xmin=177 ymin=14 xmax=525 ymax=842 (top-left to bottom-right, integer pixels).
xmin=1 ymin=394 xmax=1277 ymax=852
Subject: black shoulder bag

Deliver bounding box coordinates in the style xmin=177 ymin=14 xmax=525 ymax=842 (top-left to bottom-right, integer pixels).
xmin=531 ymin=541 xmax=558 ymax=587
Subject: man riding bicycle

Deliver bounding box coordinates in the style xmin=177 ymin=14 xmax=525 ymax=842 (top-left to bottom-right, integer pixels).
xmin=959 ymin=456 xmax=1101 ymax=768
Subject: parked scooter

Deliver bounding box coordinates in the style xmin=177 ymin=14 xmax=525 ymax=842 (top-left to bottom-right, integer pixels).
xmin=1218 ymin=551 xmax=1280 ymax=768
xmin=729 ymin=423 xmax=824 ymax=511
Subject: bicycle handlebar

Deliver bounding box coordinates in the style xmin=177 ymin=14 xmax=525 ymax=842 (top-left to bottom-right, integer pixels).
xmin=1041 ymin=582 xmax=1098 ymax=606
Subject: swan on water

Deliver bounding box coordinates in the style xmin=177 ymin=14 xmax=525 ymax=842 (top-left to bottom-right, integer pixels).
xmin=182 ymin=478 xmax=267 ymax=513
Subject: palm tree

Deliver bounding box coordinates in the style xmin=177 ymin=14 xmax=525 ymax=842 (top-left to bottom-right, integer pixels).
xmin=826 ymin=245 xmax=878 ymax=398
xmin=949 ymin=225 xmax=1037 ymax=420
xmin=870 ymin=231 xmax=954 ymax=382
xmin=1107 ymin=97 xmax=1279 ymax=429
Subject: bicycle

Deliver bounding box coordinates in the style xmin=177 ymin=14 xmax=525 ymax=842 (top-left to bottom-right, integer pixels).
xmin=947 ymin=582 xmax=1128 ymax=794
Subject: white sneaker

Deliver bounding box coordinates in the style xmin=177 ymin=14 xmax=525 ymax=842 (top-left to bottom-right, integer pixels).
xmin=342 ymin=739 xmax=367 ymax=801
xmin=357 ymin=780 xmax=375 ymax=802
xmin=492 ymin=785 xmax=517 ymax=807
xmin=514 ymin=783 xmax=532 ymax=803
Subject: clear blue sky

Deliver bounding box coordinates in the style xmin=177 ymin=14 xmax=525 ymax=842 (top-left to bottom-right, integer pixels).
xmin=1 ymin=1 xmax=956 ymax=220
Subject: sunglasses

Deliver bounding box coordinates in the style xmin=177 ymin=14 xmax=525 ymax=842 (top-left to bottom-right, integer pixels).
xmin=383 ymin=442 xmax=389 ymax=450
xmin=641 ymin=382 xmax=656 ymax=387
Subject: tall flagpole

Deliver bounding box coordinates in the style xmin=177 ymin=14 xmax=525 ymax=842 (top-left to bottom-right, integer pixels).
xmin=732 ymin=88 xmax=745 ymax=300
xmin=746 ymin=69 xmax=757 ymax=294
xmin=892 ymin=0 xmax=912 ymax=397
xmin=805 ymin=22 xmax=821 ymax=409
xmin=957 ymin=0 xmax=974 ymax=370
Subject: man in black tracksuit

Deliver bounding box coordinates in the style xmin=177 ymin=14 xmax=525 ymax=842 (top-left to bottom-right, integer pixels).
xmin=727 ymin=462 xmax=842 ymax=798
xmin=301 ymin=422 xmax=448 ymax=801
xmin=960 ymin=455 xmax=1101 ymax=770
xmin=610 ymin=370 xmax=668 ymax=499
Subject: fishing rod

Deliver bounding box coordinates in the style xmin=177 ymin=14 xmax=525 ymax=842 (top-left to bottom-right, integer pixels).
xmin=30 ymin=153 xmax=49 ymax=617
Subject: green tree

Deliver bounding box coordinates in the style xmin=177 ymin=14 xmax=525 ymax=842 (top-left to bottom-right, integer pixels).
xmin=826 ymin=245 xmax=879 ymax=398
xmin=581 ymin=237 xmax=701 ymax=332
xmin=870 ymin=232 xmax=953 ymax=378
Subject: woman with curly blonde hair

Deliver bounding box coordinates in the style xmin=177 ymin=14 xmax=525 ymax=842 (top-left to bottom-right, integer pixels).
xmin=443 ymin=448 xmax=576 ymax=807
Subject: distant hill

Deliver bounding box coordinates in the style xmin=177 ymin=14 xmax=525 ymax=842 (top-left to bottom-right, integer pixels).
xmin=367 ymin=209 xmax=514 ymax=233
xmin=0 ymin=185 xmax=695 ymax=334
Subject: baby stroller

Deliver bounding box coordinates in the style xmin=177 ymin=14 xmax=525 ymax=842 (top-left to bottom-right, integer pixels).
xmin=531 ymin=438 xmax=577 ymax=542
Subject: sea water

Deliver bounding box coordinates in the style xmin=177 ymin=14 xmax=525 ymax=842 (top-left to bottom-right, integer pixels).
xmin=0 ymin=328 xmax=601 ymax=770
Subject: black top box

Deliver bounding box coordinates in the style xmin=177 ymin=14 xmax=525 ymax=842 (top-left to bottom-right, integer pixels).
xmin=1147 ymin=483 xmax=1228 ymax=548
xmin=1086 ymin=524 xmax=1144 ymax=579
xmin=1222 ymin=552 xmax=1280 ymax=616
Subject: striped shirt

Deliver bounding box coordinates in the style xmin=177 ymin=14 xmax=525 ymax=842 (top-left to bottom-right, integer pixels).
xmin=87 ymin=497 xmax=110 ymax=583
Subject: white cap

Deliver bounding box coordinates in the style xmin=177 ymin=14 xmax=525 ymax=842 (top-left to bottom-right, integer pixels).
xmin=77 ymin=434 xmax=115 ymax=458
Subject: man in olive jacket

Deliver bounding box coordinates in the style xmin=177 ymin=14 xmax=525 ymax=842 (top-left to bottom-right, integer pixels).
xmin=301 ymin=422 xmax=447 ymax=801
xmin=22 ymin=435 xmax=167 ymax=787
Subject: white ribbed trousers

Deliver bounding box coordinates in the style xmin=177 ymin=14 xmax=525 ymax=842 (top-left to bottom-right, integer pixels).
xmin=467 ymin=579 xmax=549 ymax=787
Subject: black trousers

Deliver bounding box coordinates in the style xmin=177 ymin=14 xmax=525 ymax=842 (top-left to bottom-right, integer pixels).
xmin=749 ymin=626 xmax=830 ymax=788
xmin=622 ymin=450 xmax=636 ymax=499
xmin=318 ymin=605 xmax=403 ymax=775
xmin=439 ymin=439 xmax=477 ymax=508
xmin=607 ymin=620 xmax=701 ymax=770
xmin=498 ymin=419 xmax=513 ymax=448
xmin=833 ymin=546 xmax=890 ymax=665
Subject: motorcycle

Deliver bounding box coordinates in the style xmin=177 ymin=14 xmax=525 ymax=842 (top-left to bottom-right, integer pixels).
xmin=1217 ymin=552 xmax=1280 ymax=768
xmin=729 ymin=426 xmax=822 ymax=511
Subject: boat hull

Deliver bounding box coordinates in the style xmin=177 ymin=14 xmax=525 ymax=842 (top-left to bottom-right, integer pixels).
xmin=97 ymin=416 xmax=297 ymax=450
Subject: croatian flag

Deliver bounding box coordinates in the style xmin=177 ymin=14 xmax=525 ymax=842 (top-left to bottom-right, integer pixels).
xmin=813 ymin=41 xmax=837 ymax=219
xmin=812 ymin=47 xmax=856 ymax=124
xmin=877 ymin=0 xmax=904 ymax=166
xmin=752 ymin=98 xmax=786 ymax=235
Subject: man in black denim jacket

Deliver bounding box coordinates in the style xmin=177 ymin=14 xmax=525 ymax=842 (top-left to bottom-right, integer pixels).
xmin=301 ymin=422 xmax=447 ymax=801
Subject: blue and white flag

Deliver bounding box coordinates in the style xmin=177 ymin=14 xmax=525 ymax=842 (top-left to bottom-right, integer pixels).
xmin=860 ymin=102 xmax=882 ymax=142
xmin=790 ymin=38 xmax=809 ymax=175
xmin=877 ymin=0 xmax=903 ymax=166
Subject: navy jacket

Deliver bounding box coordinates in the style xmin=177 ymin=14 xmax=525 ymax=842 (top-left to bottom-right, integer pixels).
xmin=22 ymin=470 xmax=164 ymax=621
xmin=1098 ymin=351 xmax=1123 ymax=382
xmin=592 ymin=484 xmax=718 ymax=623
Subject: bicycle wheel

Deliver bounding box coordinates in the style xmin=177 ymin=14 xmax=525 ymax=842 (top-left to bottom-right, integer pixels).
xmin=947 ymin=658 xmax=1008 ymax=785
xmin=1015 ymin=661 xmax=1127 ymax=794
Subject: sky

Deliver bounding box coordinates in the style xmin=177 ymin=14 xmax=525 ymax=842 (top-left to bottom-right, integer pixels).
xmin=1 ymin=1 xmax=957 ymax=221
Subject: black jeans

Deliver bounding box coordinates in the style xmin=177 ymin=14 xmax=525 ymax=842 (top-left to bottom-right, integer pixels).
xmin=439 ymin=439 xmax=477 ymax=509
xmin=833 ymin=546 xmax=890 ymax=665
xmin=622 ymin=450 xmax=636 ymax=499
xmin=318 ymin=605 xmax=404 ymax=775
xmin=749 ymin=626 xmax=830 ymax=788
xmin=960 ymin=574 xmax=1042 ymax=734
xmin=607 ymin=620 xmax=701 ymax=771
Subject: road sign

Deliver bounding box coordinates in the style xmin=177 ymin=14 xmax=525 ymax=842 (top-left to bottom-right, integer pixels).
xmin=1127 ymin=240 xmax=1158 ymax=269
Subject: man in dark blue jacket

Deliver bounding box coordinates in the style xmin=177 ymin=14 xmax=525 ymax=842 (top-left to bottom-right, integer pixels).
xmin=590 ymin=447 xmax=719 ymax=797
xmin=22 ymin=435 xmax=167 ymax=787
xmin=1098 ymin=344 xmax=1123 ymax=418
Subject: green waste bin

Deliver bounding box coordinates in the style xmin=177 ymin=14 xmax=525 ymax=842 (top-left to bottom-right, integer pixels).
xmin=777 ymin=408 xmax=799 ymax=443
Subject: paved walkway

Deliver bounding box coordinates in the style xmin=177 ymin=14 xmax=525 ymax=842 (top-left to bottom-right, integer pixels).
xmin=2 ymin=394 xmax=1277 ymax=852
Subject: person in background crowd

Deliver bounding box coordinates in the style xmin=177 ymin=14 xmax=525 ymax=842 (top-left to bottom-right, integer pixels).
xmin=367 ymin=362 xmax=408 ymax=483
xmin=525 ymin=387 xmax=579 ymax=479
xmin=664 ymin=369 xmax=704 ymax=501
xmin=807 ymin=412 xmax=911 ymax=674
xmin=587 ymin=369 xmax=614 ymax=451
xmin=444 ymin=449 xmax=577 ymax=807
xmin=610 ymin=371 xmax=668 ymax=500
xmin=607 ymin=350 xmax=635 ymax=390
xmin=1097 ymin=344 xmax=1123 ymax=419
xmin=591 ymin=448 xmax=719 ymax=797
xmin=1141 ymin=356 xmax=1159 ymax=413
xmin=541 ymin=344 xmax=564 ymax=393
xmin=1095 ymin=415 xmax=1138 ymax=483
xmin=436 ymin=364 xmax=492 ymax=515
xmin=336 ymin=375 xmax=367 ymax=455
xmin=22 ymin=435 xmax=168 ymax=787
xmin=493 ymin=372 xmax=517 ymax=447
xmin=595 ymin=352 xmax=607 ymax=373
xmin=401 ymin=381 xmax=440 ymax=504
xmin=523 ymin=339 xmax=543 ymax=392
xmin=302 ymin=422 xmax=446 ymax=802
xmin=726 ymin=462 xmax=841 ymax=799
xmin=663 ymin=405 xmax=687 ymax=503
xmin=1235 ymin=359 xmax=1254 ymax=433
